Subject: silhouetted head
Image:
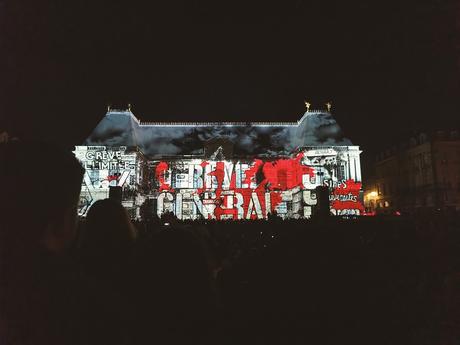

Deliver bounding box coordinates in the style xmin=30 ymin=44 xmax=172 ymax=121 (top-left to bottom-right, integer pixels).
xmin=0 ymin=141 xmax=84 ymax=254
xmin=80 ymin=198 xmax=137 ymax=257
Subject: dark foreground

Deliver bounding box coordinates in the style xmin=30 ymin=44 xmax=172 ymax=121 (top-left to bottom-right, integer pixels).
xmin=4 ymin=214 xmax=460 ymax=345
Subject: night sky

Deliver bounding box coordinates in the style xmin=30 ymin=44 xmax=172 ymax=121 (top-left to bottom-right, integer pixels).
xmin=1 ymin=0 xmax=459 ymax=155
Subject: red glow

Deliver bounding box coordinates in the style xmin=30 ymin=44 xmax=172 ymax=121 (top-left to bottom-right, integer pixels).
xmin=331 ymin=179 xmax=361 ymax=195
xmin=242 ymin=159 xmax=264 ymax=186
xmin=106 ymin=174 xmax=119 ymax=182
xmin=261 ymin=153 xmax=315 ymax=191
xmin=155 ymin=156 xmax=362 ymax=219
xmin=155 ymin=161 xmax=173 ymax=192
xmin=330 ymin=179 xmax=364 ymax=212
xmin=209 ymin=161 xmax=225 ymax=198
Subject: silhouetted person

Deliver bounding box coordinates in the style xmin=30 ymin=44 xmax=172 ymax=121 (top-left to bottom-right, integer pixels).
xmin=79 ymin=198 xmax=137 ymax=274
xmin=134 ymin=226 xmax=218 ymax=345
xmin=77 ymin=198 xmax=137 ymax=345
xmin=0 ymin=141 xmax=84 ymax=345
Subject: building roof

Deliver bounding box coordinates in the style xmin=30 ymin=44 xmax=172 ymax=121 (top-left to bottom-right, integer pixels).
xmin=84 ymin=109 xmax=353 ymax=158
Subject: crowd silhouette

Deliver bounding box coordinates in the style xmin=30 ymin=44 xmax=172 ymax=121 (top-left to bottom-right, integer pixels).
xmin=1 ymin=141 xmax=460 ymax=345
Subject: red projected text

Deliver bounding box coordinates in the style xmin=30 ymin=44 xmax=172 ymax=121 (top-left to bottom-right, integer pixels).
xmin=155 ymin=153 xmax=364 ymax=219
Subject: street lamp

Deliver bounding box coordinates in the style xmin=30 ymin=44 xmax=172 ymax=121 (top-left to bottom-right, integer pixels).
xmin=368 ymin=191 xmax=378 ymax=198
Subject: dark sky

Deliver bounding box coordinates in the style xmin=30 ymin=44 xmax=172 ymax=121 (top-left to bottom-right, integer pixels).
xmin=1 ymin=0 xmax=459 ymax=155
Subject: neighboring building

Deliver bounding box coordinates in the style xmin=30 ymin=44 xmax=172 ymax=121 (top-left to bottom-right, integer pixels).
xmin=364 ymin=131 xmax=460 ymax=214
xmin=75 ymin=107 xmax=364 ymax=219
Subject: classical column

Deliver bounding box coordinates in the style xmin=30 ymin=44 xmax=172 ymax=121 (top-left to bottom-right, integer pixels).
xmin=349 ymin=154 xmax=356 ymax=181
xmin=354 ymin=153 xmax=362 ymax=182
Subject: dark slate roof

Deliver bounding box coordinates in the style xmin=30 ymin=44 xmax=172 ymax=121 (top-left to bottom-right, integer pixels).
xmin=84 ymin=109 xmax=353 ymax=158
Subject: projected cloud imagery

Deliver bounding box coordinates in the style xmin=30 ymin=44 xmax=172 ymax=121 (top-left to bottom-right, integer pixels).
xmin=85 ymin=109 xmax=352 ymax=157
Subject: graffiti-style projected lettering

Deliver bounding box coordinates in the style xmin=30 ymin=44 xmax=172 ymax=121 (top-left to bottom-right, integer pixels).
xmin=74 ymin=146 xmax=142 ymax=216
xmin=73 ymin=144 xmax=363 ymax=220
xmin=154 ymin=151 xmax=364 ymax=220
xmin=329 ymin=179 xmax=364 ymax=215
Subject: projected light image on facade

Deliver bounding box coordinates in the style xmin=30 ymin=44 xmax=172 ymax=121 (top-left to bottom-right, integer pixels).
xmin=75 ymin=106 xmax=363 ymax=219
xmin=73 ymin=146 xmax=146 ymax=216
